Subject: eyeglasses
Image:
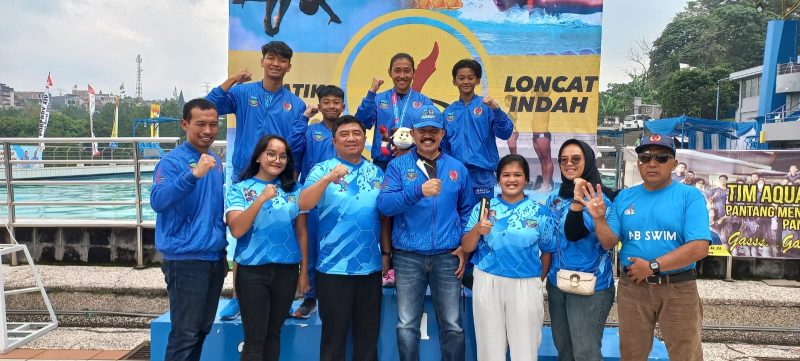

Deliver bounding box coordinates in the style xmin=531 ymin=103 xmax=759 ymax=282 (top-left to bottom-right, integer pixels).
xmin=265 ymin=152 xmax=288 ymax=163
xmin=558 ymin=155 xmax=582 ymax=165
xmin=638 ymin=153 xmax=674 ymax=164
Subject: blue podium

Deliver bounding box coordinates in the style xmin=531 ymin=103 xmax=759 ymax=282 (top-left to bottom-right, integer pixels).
xmin=151 ymin=289 xmax=668 ymax=360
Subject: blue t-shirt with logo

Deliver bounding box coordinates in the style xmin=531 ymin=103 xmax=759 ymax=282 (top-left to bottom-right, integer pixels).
xmin=607 ymin=181 xmax=711 ymax=274
xmin=304 ymin=157 xmax=384 ymax=275
xmin=225 ymin=178 xmax=302 ymax=266
xmin=545 ymin=193 xmax=614 ymax=291
xmin=464 ymin=195 xmax=556 ymax=278
xmin=300 ymin=122 xmax=335 ymax=184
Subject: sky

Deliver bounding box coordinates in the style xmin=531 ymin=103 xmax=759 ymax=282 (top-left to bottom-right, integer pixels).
xmin=0 ymin=0 xmax=690 ymax=100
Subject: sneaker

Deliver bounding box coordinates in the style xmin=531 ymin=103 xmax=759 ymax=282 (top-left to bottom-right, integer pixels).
xmin=382 ymin=269 xmax=396 ymax=288
xmin=291 ymin=298 xmax=317 ymax=319
xmin=219 ymin=298 xmax=240 ymax=321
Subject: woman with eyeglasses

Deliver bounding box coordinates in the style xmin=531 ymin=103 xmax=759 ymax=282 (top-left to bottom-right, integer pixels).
xmin=545 ymin=139 xmax=617 ymax=361
xmin=225 ymin=135 xmax=309 ymax=361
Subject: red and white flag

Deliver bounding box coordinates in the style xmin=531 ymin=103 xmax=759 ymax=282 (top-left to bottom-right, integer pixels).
xmin=88 ymin=84 xmax=100 ymax=156
xmin=46 ymin=73 xmax=54 ymax=89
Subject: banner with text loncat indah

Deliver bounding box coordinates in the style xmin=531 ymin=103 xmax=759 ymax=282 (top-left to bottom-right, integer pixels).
xmin=621 ymin=148 xmax=800 ymax=259
xmin=226 ymin=0 xmax=603 ymax=186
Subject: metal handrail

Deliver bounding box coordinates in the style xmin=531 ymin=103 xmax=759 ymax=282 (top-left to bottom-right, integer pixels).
xmin=2 ymin=137 xmax=183 ymax=268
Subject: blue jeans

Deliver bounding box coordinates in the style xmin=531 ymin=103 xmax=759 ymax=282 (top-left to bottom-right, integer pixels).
xmin=546 ymin=281 xmax=615 ymax=361
xmin=393 ymin=250 xmax=464 ymax=361
xmin=162 ymin=258 xmax=227 ymax=361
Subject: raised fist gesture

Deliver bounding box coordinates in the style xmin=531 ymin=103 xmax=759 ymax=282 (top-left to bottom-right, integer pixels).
xmin=192 ymin=153 xmax=216 ymax=178
xmin=370 ymin=77 xmax=385 ymax=93
xmin=483 ymin=96 xmax=500 ymax=110
xmin=231 ymin=69 xmax=252 ymax=84
xmin=326 ymin=164 xmax=349 ymax=183
xmin=304 ymin=104 xmax=320 ymax=118
xmin=422 ymin=178 xmax=442 ymax=197
xmin=258 ymin=184 xmax=278 ymax=203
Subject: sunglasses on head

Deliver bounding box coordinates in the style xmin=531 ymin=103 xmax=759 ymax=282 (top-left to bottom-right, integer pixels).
xmin=558 ymin=155 xmax=582 ymax=165
xmin=638 ymin=153 xmax=674 ymax=164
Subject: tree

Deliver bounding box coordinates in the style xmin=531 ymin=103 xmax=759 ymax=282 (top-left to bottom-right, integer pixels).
xmin=648 ymin=3 xmax=772 ymax=85
xmin=656 ymin=66 xmax=737 ymax=119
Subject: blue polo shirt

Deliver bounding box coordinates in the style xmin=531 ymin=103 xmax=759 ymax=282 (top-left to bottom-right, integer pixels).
xmin=464 ymin=195 xmax=556 ymax=278
xmin=545 ymin=193 xmax=614 ymax=291
xmin=303 ymin=157 xmax=384 ymax=275
xmin=225 ymin=178 xmax=303 ymax=266
xmin=607 ymin=181 xmax=711 ymax=274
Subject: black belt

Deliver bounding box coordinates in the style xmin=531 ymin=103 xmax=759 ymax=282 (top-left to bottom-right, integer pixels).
xmin=644 ymin=269 xmax=696 ymax=285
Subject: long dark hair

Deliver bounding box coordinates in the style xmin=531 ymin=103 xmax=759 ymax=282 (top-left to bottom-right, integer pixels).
xmin=240 ymin=135 xmax=296 ymax=192
xmin=557 ymin=139 xmax=617 ymax=201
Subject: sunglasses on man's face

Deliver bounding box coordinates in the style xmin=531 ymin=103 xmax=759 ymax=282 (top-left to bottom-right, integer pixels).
xmin=638 ymin=153 xmax=674 ymax=164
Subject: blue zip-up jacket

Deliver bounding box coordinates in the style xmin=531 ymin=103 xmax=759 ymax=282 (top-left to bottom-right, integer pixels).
xmin=206 ymin=82 xmax=308 ymax=182
xmin=377 ymin=151 xmax=475 ymax=254
xmin=354 ymin=89 xmax=432 ymax=163
xmin=442 ymin=96 xmax=513 ymax=189
xmin=150 ymin=142 xmax=227 ymax=261
xmin=299 ymin=122 xmax=335 ymax=184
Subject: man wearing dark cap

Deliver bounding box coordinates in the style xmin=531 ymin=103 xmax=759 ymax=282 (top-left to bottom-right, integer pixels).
xmin=378 ymin=104 xmax=475 ymax=361
xmin=581 ymin=133 xmax=710 ymax=361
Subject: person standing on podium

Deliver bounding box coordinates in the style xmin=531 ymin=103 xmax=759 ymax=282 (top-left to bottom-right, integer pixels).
xmin=150 ymin=99 xmax=227 ymax=361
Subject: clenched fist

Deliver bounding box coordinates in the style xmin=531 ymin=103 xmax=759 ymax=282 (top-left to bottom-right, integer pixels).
xmin=230 ymin=69 xmax=253 ymax=84
xmin=422 ymin=178 xmax=442 ymax=197
xmin=482 ymin=96 xmax=500 ymax=110
xmin=370 ymin=77 xmax=385 ymax=93
xmin=258 ymin=184 xmax=277 ymax=203
xmin=192 ymin=153 xmax=216 ymax=178
xmin=477 ymin=207 xmax=493 ymax=235
xmin=326 ymin=164 xmax=349 ymax=183
xmin=304 ymin=104 xmax=320 ymax=118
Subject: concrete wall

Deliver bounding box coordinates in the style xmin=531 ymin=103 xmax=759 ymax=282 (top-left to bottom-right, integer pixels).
xmin=1 ymin=227 xmax=161 ymax=265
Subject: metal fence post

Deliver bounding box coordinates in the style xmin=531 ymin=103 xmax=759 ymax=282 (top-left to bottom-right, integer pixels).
xmin=3 ymin=143 xmax=18 ymax=266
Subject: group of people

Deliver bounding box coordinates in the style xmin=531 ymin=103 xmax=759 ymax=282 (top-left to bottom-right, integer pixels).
xmin=152 ymin=40 xmax=712 ymax=361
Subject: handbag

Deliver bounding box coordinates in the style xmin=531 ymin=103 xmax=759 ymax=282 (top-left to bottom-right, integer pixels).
xmin=554 ymin=207 xmax=607 ymax=296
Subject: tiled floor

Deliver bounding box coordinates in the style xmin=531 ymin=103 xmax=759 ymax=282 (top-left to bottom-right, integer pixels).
xmin=0 ymin=349 xmax=129 ymax=360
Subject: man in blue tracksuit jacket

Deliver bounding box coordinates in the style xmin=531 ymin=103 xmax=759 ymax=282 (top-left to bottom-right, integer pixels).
xmin=206 ymin=41 xmax=309 ymax=182
xmin=354 ymin=53 xmax=433 ymax=170
xmin=151 ymin=99 xmax=228 ymax=361
xmin=443 ymin=59 xmax=514 ymax=199
xmin=378 ymin=104 xmax=475 ymax=361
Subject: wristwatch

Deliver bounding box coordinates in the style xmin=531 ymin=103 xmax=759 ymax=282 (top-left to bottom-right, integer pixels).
xmin=649 ymin=259 xmax=661 ymax=275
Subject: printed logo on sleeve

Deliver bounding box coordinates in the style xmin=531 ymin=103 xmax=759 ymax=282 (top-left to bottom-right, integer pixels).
xmin=313 ymin=131 xmax=324 ymax=141
xmin=283 ymin=102 xmax=292 ymax=112
xmin=412 ymin=101 xmax=422 ymax=109
xmin=449 ymin=170 xmax=459 ymax=182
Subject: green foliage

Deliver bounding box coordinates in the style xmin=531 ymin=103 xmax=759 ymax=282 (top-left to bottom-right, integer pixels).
xmin=649 ymin=3 xmax=772 ymax=85
xmin=656 ymin=66 xmax=737 ymax=118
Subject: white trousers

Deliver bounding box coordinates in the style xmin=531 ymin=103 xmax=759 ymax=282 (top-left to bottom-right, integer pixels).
xmin=472 ymin=268 xmax=545 ymax=361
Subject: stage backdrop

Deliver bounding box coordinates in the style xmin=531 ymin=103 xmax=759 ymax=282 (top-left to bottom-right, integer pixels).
xmin=621 ymin=148 xmax=800 ymax=259
xmin=225 ymin=0 xmax=603 ymax=179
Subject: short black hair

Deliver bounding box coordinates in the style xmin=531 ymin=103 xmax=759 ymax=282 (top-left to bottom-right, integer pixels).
xmin=719 ymin=174 xmax=728 ymax=180
xmin=182 ymin=98 xmax=217 ymax=122
xmin=317 ymin=85 xmax=345 ymax=102
xmin=451 ymin=59 xmax=482 ymax=79
xmin=261 ymin=41 xmax=293 ymax=60
xmin=389 ymin=53 xmax=415 ymax=71
xmin=497 ymin=154 xmax=530 ymax=183
xmin=332 ymin=115 xmax=365 ymax=136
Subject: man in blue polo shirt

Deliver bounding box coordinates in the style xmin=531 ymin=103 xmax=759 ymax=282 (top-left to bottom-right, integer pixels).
xmin=206 ymin=40 xmax=309 ymax=181
xmin=151 ymin=99 xmax=227 ymax=361
xmin=378 ymin=104 xmax=475 ymax=361
xmin=442 ymin=59 xmax=514 ymax=198
xmin=587 ymin=134 xmax=710 ymax=361
xmin=299 ymin=115 xmax=390 ymax=361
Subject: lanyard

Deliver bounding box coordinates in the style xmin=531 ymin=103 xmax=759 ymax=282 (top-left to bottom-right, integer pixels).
xmin=392 ymin=90 xmax=411 ymax=126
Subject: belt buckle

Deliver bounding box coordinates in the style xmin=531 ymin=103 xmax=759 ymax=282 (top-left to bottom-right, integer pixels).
xmin=645 ymin=275 xmax=662 ymax=285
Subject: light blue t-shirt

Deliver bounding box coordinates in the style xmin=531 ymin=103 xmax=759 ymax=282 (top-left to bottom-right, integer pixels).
xmin=545 ymin=193 xmax=614 ymax=291
xmin=225 ymin=178 xmax=302 ymax=266
xmin=607 ymin=181 xmax=711 ymax=274
xmin=304 ymin=157 xmax=384 ymax=275
xmin=464 ymin=195 xmax=556 ymax=278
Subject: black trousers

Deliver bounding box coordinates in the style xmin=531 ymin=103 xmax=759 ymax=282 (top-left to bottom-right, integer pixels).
xmin=236 ymin=263 xmax=299 ymax=361
xmin=316 ymin=271 xmax=383 ymax=361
